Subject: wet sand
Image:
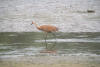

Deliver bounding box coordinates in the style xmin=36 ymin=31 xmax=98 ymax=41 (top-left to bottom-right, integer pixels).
xmin=0 ymin=56 xmax=100 ymax=67
xmin=0 ymin=61 xmax=99 ymax=67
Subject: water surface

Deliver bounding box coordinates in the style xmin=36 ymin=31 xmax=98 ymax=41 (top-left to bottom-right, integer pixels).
xmin=0 ymin=0 xmax=100 ymax=32
xmin=0 ymin=32 xmax=100 ymax=60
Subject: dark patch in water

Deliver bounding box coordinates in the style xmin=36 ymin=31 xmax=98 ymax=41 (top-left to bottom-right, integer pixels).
xmin=87 ymin=10 xmax=95 ymax=13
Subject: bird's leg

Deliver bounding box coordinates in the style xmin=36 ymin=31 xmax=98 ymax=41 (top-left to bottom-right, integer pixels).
xmin=51 ymin=32 xmax=57 ymax=48
xmin=45 ymin=32 xmax=48 ymax=49
xmin=52 ymin=32 xmax=57 ymax=42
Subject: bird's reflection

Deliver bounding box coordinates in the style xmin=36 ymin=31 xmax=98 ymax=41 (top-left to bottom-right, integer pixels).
xmin=40 ymin=42 xmax=57 ymax=53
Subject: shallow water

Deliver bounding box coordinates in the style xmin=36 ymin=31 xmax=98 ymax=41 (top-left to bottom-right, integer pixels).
xmin=0 ymin=32 xmax=100 ymax=61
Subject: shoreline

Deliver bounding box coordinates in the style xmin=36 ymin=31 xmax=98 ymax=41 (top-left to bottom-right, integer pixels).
xmin=0 ymin=55 xmax=100 ymax=67
xmin=0 ymin=61 xmax=99 ymax=67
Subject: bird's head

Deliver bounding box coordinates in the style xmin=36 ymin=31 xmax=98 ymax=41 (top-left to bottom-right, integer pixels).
xmin=31 ymin=21 xmax=39 ymax=29
xmin=31 ymin=21 xmax=35 ymax=25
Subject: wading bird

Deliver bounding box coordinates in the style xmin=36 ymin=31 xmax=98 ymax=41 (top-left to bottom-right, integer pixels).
xmin=31 ymin=21 xmax=58 ymax=48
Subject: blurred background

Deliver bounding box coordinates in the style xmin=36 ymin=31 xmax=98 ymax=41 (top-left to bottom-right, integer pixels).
xmin=0 ymin=0 xmax=100 ymax=32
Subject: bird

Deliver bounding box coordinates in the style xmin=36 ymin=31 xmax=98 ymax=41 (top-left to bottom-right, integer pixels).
xmin=31 ymin=21 xmax=58 ymax=48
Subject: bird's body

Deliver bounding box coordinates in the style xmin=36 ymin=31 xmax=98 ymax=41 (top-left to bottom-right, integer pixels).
xmin=38 ymin=25 xmax=58 ymax=33
xmin=31 ymin=21 xmax=58 ymax=33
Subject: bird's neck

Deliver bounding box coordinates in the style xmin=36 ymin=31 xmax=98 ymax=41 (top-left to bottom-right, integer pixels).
xmin=34 ymin=23 xmax=40 ymax=29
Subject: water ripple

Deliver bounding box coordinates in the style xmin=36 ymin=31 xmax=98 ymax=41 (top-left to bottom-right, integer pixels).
xmin=35 ymin=38 xmax=100 ymax=43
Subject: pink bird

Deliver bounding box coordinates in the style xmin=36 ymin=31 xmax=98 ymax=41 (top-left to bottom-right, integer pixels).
xmin=31 ymin=21 xmax=58 ymax=48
